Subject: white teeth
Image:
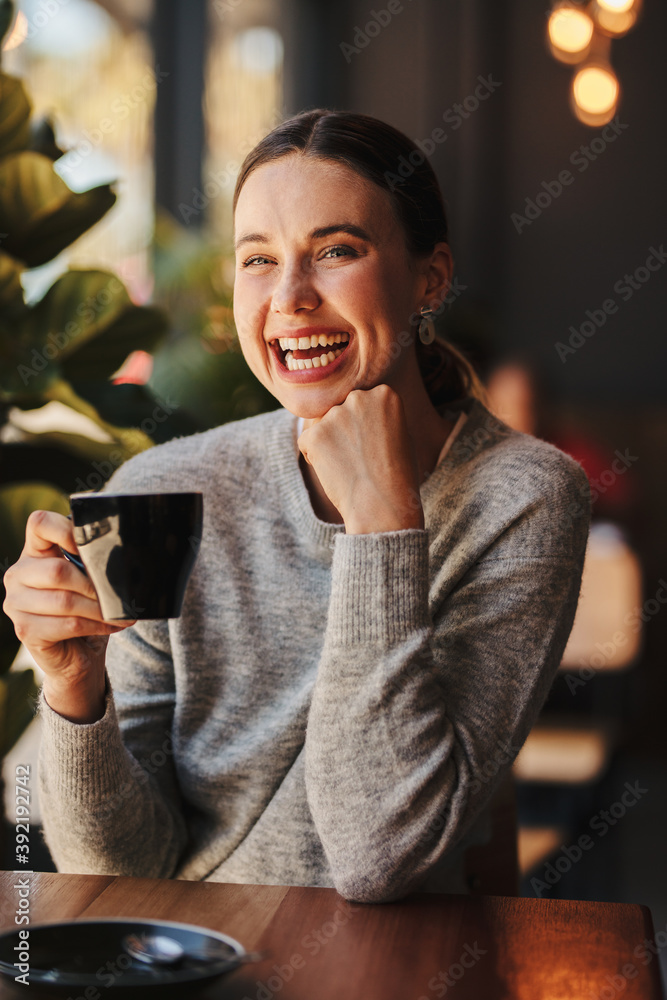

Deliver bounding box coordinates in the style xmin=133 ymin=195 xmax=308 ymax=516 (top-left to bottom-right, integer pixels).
xmin=284 ymin=350 xmax=344 ymax=371
xmin=280 ymin=334 xmax=349 ymax=371
xmin=277 ymin=332 xmax=349 ymax=351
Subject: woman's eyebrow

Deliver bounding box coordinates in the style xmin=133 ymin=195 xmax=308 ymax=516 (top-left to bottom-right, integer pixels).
xmin=234 ymin=222 xmax=374 ymax=252
xmin=234 ymin=232 xmax=269 ymax=252
xmin=310 ymin=223 xmax=373 ymax=242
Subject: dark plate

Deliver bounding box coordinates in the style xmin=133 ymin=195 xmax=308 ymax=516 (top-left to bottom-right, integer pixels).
xmin=0 ymin=917 xmax=250 ymax=998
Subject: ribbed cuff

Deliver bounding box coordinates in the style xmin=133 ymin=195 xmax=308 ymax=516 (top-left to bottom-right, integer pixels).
xmin=326 ymin=530 xmax=430 ymax=646
xmin=38 ymin=683 xmax=129 ymax=805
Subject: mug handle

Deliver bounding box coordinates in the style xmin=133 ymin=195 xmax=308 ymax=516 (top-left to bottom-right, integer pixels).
xmin=58 ymin=546 xmax=88 ymax=576
xmin=59 ymin=513 xmax=88 ymax=576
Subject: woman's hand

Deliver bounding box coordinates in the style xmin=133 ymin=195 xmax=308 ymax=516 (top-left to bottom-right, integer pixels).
xmin=2 ymin=510 xmax=135 ymax=723
xmin=298 ymin=384 xmax=424 ymax=534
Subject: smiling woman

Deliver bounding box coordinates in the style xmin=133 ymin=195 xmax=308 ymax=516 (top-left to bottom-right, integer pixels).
xmin=4 ymin=110 xmax=591 ymax=902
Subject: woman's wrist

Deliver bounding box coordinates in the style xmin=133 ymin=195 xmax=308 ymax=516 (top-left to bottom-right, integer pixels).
xmin=42 ymin=672 xmax=107 ymax=725
xmin=343 ymin=490 xmax=424 ymax=534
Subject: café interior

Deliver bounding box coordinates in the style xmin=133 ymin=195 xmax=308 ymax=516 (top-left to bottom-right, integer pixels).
xmin=0 ymin=0 xmax=666 ymax=997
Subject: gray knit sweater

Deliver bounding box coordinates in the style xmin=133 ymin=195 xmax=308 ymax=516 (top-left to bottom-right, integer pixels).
xmin=38 ymin=398 xmax=590 ymax=902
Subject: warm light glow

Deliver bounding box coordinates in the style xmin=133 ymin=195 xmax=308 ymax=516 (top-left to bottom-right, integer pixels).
xmin=591 ymin=0 xmax=640 ymax=36
xmin=572 ymin=64 xmax=619 ymax=113
xmin=2 ymin=10 xmax=27 ymax=51
xmin=597 ymin=0 xmax=633 ymax=11
xmin=594 ymin=7 xmax=637 ymax=35
xmin=548 ymin=7 xmax=595 ymax=55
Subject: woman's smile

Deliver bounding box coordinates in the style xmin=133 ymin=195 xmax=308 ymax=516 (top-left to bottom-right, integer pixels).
xmin=269 ymin=328 xmax=351 ymax=378
xmin=233 ymin=154 xmax=429 ymax=418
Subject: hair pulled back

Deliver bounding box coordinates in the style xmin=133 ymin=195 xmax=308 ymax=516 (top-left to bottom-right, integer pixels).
xmin=233 ymin=109 xmax=485 ymax=407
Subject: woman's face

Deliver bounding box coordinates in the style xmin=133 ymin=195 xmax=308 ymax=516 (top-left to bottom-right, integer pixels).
xmin=233 ymin=154 xmax=432 ymax=419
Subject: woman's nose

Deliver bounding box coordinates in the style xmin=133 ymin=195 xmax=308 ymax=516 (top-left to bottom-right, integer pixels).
xmin=271 ymin=260 xmax=320 ymax=314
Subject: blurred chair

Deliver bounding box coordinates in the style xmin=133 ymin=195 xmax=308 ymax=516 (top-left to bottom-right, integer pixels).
xmin=513 ymin=521 xmax=643 ymax=877
xmin=464 ymin=774 xmax=519 ymax=896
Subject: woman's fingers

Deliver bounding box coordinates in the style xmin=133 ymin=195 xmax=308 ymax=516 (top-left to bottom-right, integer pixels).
xmin=15 ymin=555 xmax=98 ymax=602
xmin=11 ymin=610 xmax=128 ymax=648
xmin=8 ymin=576 xmax=108 ymax=624
xmin=22 ymin=509 xmax=77 ymax=559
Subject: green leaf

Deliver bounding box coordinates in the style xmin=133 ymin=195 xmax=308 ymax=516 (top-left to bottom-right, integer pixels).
xmin=0 ymin=72 xmax=32 ymax=158
xmin=5 ymin=428 xmax=142 ymax=468
xmin=0 ymin=152 xmax=116 ymax=266
xmin=24 ymin=268 xmax=132 ymax=356
xmin=44 ymin=379 xmax=154 ymax=456
xmin=62 ymin=305 xmax=168 ymax=382
xmin=28 ymin=114 xmax=65 ymax=161
xmin=0 ymin=1 xmax=15 ymax=50
xmin=0 ymin=248 xmax=26 ymax=321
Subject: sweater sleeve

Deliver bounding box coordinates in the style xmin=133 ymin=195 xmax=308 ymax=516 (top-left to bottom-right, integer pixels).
xmin=38 ymin=619 xmax=188 ymax=877
xmin=304 ymin=462 xmax=590 ymax=903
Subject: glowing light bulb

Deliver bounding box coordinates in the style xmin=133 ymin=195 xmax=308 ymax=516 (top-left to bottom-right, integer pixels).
xmin=573 ymin=65 xmax=618 ymax=112
xmin=597 ymin=0 xmax=633 ymax=11
xmin=571 ymin=64 xmax=619 ymax=125
xmin=591 ymin=0 xmax=641 ymax=36
xmin=547 ymin=6 xmax=595 ymax=64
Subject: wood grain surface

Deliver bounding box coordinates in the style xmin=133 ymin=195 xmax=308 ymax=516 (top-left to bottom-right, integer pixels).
xmin=0 ymin=872 xmax=663 ymax=999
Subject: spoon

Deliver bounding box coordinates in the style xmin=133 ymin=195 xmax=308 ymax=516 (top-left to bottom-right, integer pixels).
xmin=123 ymin=933 xmax=185 ymax=966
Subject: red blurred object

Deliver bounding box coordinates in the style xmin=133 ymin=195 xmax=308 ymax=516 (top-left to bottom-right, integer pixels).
xmin=113 ymin=350 xmax=154 ymax=386
xmin=551 ymin=430 xmax=635 ymax=511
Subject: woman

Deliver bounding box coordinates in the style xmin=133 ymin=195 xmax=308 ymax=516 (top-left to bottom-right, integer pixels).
xmin=3 ymin=110 xmax=590 ymax=902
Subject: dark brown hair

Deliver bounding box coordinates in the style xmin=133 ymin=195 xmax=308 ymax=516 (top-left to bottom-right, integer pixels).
xmin=233 ymin=109 xmax=485 ymax=407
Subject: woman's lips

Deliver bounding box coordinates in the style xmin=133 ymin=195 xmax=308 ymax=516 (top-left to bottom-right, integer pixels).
xmin=270 ymin=331 xmax=350 ymax=378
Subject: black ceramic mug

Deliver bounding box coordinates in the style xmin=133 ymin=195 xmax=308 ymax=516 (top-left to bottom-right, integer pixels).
xmin=67 ymin=491 xmax=203 ymax=621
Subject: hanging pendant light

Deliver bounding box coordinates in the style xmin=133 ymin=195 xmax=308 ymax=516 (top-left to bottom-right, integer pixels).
xmin=546 ymin=0 xmax=640 ymax=126
xmin=571 ymin=61 xmax=620 ymax=126
xmin=589 ymin=0 xmax=642 ymax=38
xmin=547 ymin=3 xmax=595 ymax=64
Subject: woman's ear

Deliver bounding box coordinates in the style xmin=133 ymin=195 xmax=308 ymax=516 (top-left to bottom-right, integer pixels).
xmin=421 ymin=242 xmax=454 ymax=308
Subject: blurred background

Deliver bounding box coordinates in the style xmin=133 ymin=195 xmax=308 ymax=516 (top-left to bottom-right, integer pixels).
xmin=0 ymin=0 xmax=665 ymax=984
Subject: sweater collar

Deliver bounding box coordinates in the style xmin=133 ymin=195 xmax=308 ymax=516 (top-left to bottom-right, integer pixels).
xmin=264 ymin=397 xmax=507 ymax=552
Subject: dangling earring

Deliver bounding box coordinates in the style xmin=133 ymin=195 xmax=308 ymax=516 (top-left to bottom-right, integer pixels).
xmin=419 ymin=306 xmax=436 ymax=345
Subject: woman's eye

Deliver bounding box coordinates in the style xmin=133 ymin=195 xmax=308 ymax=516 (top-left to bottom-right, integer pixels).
xmin=241 ymin=255 xmax=273 ymax=268
xmin=321 ymin=245 xmax=356 ymax=260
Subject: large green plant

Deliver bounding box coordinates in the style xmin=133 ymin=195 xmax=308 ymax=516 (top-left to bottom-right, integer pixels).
xmin=0 ymin=0 xmax=168 ymax=759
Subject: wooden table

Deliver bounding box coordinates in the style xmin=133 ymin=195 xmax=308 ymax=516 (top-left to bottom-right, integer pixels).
xmin=0 ymin=871 xmax=663 ymax=999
